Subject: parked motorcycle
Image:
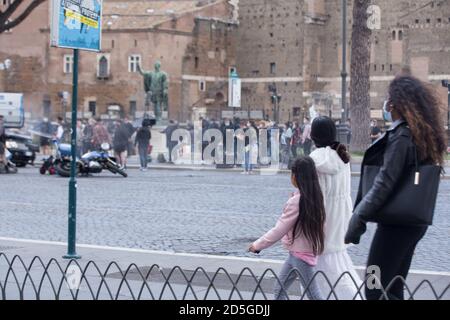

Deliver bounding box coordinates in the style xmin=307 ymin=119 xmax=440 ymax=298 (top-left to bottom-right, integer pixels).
xmin=54 ymin=143 xmax=128 ymax=178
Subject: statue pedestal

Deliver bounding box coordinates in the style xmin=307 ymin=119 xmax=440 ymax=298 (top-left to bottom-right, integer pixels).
xmin=151 ymin=125 xmax=168 ymax=160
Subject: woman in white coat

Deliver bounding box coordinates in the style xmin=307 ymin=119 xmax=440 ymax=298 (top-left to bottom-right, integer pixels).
xmin=309 ymin=116 xmax=362 ymax=300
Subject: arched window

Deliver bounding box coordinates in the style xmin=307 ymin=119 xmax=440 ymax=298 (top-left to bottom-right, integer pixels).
xmin=398 ymin=30 xmax=403 ymax=41
xmin=392 ymin=30 xmax=396 ymax=40
xmin=97 ymin=55 xmax=110 ymax=78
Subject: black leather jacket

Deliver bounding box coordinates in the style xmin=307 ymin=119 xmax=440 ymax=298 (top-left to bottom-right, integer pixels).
xmin=354 ymin=120 xmax=420 ymax=222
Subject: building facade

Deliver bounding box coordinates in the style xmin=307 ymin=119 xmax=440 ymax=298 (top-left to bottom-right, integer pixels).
xmin=0 ymin=0 xmax=449 ymax=125
xmin=0 ymin=0 xmax=237 ymax=122
xmin=236 ymin=0 xmax=450 ymax=125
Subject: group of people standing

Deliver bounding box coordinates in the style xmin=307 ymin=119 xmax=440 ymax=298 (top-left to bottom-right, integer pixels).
xmin=38 ymin=116 xmax=153 ymax=171
xmin=280 ymin=119 xmax=312 ymax=169
xmin=250 ymin=75 xmax=448 ymax=300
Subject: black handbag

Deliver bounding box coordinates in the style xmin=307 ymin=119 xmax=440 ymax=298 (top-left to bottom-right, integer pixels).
xmin=361 ymin=148 xmax=441 ymax=226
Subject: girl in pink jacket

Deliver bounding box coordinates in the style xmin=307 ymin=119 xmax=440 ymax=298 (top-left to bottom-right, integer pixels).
xmin=249 ymin=156 xmax=326 ymax=300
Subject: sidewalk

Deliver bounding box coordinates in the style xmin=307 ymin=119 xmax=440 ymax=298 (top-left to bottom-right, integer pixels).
xmin=0 ymin=238 xmax=448 ymax=300
xmin=120 ymin=155 xmax=450 ymax=178
xmin=31 ymin=153 xmax=450 ymax=179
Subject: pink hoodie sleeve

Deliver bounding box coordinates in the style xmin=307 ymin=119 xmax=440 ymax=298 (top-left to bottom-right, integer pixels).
xmin=253 ymin=195 xmax=300 ymax=251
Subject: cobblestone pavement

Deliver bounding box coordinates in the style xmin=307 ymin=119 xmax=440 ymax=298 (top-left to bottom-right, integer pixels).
xmin=0 ymin=167 xmax=449 ymax=272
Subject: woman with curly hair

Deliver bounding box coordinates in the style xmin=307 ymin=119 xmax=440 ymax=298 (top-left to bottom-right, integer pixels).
xmin=345 ymin=75 xmax=447 ymax=300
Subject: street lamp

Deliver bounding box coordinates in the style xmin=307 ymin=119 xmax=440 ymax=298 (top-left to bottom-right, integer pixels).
xmin=442 ymin=80 xmax=450 ymax=131
xmin=269 ymin=83 xmax=281 ymax=123
xmin=341 ymin=0 xmax=348 ymax=124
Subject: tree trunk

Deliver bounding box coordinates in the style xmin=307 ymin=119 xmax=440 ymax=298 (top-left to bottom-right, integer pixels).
xmin=0 ymin=0 xmax=46 ymax=34
xmin=349 ymin=0 xmax=372 ymax=153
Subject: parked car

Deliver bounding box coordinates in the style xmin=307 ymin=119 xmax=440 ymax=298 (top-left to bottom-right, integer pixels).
xmin=5 ymin=131 xmax=39 ymax=167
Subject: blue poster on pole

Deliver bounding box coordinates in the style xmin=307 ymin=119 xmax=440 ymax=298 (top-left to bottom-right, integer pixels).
xmin=50 ymin=0 xmax=102 ymax=52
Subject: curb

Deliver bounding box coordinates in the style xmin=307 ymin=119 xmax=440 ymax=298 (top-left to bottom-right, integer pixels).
xmin=30 ymin=161 xmax=450 ymax=179
xmin=1 ymin=237 xmax=449 ymax=277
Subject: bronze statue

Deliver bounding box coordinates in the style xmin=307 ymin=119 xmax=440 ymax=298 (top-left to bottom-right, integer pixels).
xmin=137 ymin=61 xmax=169 ymax=122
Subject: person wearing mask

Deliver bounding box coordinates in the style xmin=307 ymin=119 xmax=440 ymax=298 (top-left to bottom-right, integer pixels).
xmin=309 ymin=116 xmax=362 ymax=300
xmin=345 ymin=76 xmax=448 ymax=300
xmin=370 ymin=119 xmax=382 ymax=143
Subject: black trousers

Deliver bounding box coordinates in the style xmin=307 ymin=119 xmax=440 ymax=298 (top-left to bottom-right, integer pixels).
xmin=365 ymin=224 xmax=427 ymax=300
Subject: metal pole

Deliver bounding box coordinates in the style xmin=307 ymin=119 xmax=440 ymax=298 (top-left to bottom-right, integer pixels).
xmin=341 ymin=0 xmax=348 ymax=123
xmin=63 ymin=48 xmax=81 ymax=260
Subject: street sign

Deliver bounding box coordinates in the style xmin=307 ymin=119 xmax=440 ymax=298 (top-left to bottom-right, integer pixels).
xmin=367 ymin=5 xmax=381 ymax=30
xmin=228 ymin=70 xmax=241 ymax=108
xmin=50 ymin=0 xmax=103 ymax=52
xmin=49 ymin=0 xmax=103 ymax=260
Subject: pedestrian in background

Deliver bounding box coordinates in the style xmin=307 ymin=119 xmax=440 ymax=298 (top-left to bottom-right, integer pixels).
xmin=345 ymin=76 xmax=448 ymax=300
xmin=0 ymin=115 xmax=6 ymax=171
xmin=55 ymin=116 xmax=65 ymax=143
xmin=82 ymin=118 xmax=95 ymax=153
xmin=92 ymin=117 xmax=111 ymax=151
xmin=124 ymin=117 xmax=136 ymax=157
xmin=291 ymin=122 xmax=303 ymax=158
xmin=39 ymin=117 xmax=52 ymax=155
xmin=242 ymin=120 xmax=258 ymax=174
xmin=76 ymin=120 xmax=83 ymax=158
xmin=135 ymin=119 xmax=152 ymax=171
xmin=370 ymin=119 xmax=382 ymax=143
xmin=113 ymin=119 xmax=130 ymax=169
xmin=280 ymin=126 xmax=290 ymax=169
xmin=249 ymin=156 xmax=326 ymax=300
xmin=162 ymin=120 xmax=178 ymax=163
xmin=302 ymin=118 xmax=312 ymax=156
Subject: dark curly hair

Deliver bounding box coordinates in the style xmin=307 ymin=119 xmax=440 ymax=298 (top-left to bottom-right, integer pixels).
xmin=388 ymin=76 xmax=448 ymax=165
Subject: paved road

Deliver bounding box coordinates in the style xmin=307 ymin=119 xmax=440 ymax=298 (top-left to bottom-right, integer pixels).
xmin=0 ymin=167 xmax=449 ymax=272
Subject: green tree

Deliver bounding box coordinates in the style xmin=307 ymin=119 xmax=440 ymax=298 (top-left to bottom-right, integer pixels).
xmin=349 ymin=0 xmax=372 ymax=152
xmin=0 ymin=0 xmax=46 ymax=33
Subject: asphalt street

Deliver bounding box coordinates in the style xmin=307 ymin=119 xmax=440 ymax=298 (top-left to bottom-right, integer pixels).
xmin=0 ymin=166 xmax=449 ymax=272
